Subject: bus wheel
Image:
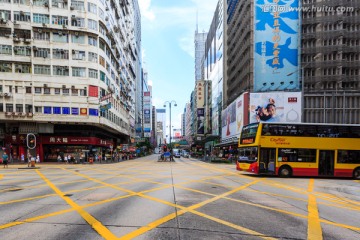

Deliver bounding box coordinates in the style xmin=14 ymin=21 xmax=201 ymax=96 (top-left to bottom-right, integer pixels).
xmin=353 ymin=168 xmax=360 ymax=179
xmin=279 ymin=166 xmax=292 ymax=178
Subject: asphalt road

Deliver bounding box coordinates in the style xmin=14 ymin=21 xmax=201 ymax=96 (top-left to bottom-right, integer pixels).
xmin=1 ymin=155 xmax=360 ymax=240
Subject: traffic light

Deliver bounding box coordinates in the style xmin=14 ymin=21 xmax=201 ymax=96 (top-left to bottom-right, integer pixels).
xmin=26 ymin=133 xmax=36 ymax=149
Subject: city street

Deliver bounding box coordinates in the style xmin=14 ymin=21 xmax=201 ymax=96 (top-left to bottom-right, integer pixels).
xmin=1 ymin=155 xmax=360 ymax=240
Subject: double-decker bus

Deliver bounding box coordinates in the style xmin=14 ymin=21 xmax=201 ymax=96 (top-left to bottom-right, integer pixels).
xmin=237 ymin=122 xmax=360 ymax=178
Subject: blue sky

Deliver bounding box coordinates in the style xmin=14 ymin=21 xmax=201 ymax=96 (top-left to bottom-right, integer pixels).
xmin=139 ymin=0 xmax=218 ymax=134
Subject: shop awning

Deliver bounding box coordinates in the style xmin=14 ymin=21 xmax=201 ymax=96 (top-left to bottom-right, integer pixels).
xmin=214 ymin=140 xmax=239 ymax=148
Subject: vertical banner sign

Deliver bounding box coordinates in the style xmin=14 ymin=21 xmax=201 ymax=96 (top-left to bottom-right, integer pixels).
xmin=196 ymin=81 xmax=205 ymax=108
xmin=254 ymin=0 xmax=300 ymax=92
xmin=197 ymin=108 xmax=205 ymax=135
xmin=143 ymin=92 xmax=151 ymax=135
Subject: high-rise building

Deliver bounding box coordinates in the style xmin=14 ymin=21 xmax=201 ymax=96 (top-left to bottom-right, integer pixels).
xmin=194 ymin=29 xmax=207 ymax=82
xmin=0 ymin=0 xmax=140 ymax=161
xmin=156 ymin=109 xmax=166 ymax=141
xmin=301 ymin=0 xmax=360 ymax=123
xmin=225 ymin=0 xmax=360 ymax=124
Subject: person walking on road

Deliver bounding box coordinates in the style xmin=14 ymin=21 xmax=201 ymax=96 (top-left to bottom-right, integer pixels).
xmin=2 ymin=152 xmax=9 ymax=168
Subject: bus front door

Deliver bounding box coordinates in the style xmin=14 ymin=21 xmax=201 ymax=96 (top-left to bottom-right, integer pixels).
xmin=259 ymin=148 xmax=276 ymax=174
xmin=319 ymin=150 xmax=335 ymax=176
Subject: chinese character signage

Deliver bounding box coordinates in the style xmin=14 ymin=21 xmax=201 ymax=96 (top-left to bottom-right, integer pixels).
xmin=196 ymin=81 xmax=205 ymax=108
xmin=254 ymin=0 xmax=300 ymax=92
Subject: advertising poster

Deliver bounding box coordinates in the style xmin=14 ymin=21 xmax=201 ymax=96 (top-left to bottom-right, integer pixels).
xmin=197 ymin=108 xmax=205 ymax=135
xmin=221 ymin=93 xmax=249 ymax=141
xmin=254 ymin=0 xmax=300 ymax=92
xmin=249 ymin=92 xmax=301 ymax=123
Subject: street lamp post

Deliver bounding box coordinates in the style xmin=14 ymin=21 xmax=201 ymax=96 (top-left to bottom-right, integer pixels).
xmin=163 ymin=100 xmax=177 ymax=150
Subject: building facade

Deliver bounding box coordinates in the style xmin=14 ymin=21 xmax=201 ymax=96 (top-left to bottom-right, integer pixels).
xmin=0 ymin=0 xmax=140 ymax=161
xmin=194 ymin=29 xmax=207 ymax=82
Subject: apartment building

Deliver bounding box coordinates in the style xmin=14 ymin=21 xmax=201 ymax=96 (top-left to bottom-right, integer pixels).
xmin=0 ymin=0 xmax=140 ymax=161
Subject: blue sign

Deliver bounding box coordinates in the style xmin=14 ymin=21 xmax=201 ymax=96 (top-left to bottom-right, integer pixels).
xmin=254 ymin=0 xmax=300 ymax=92
xmin=44 ymin=106 xmax=52 ymax=114
xmin=62 ymin=107 xmax=70 ymax=114
xmin=72 ymin=108 xmax=79 ymax=115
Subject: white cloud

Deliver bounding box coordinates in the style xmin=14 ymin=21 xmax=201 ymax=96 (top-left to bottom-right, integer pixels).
xmin=138 ymin=0 xmax=155 ymax=21
xmin=179 ymin=34 xmax=195 ymax=58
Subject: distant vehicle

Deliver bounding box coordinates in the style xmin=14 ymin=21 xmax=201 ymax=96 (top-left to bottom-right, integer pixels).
xmin=172 ymin=148 xmax=181 ymax=158
xmin=181 ymin=150 xmax=189 ymax=158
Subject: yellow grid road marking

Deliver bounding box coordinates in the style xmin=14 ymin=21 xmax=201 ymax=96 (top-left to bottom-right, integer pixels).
xmin=120 ymin=180 xmax=276 ymax=240
xmin=307 ymin=179 xmax=323 ymax=240
xmin=36 ymin=169 xmax=118 ymax=240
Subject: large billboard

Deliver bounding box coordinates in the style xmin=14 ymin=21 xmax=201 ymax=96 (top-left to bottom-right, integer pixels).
xmin=254 ymin=0 xmax=300 ymax=92
xmin=197 ymin=108 xmax=205 ymax=135
xmin=249 ymin=92 xmax=301 ymax=123
xmin=221 ymin=93 xmax=249 ymax=141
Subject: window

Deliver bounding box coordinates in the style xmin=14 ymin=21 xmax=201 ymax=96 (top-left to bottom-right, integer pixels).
xmin=72 ymin=67 xmax=86 ymax=77
xmin=52 ymin=15 xmax=68 ymax=25
xmin=6 ymin=103 xmax=13 ymax=112
xmin=71 ymin=0 xmax=85 ymax=11
xmin=35 ymin=106 xmax=42 ymax=113
xmin=26 ymin=87 xmax=32 ymax=93
xmin=52 ymin=0 xmax=67 ymax=8
xmin=88 ymin=52 xmax=98 ymax=62
xmin=72 ymin=50 xmax=85 ymax=60
xmin=71 ymin=89 xmax=78 ymax=96
xmin=62 ymin=88 xmax=69 ymax=95
xmin=71 ymin=17 xmax=85 ymax=27
xmin=34 ymin=65 xmax=51 ymax=75
xmin=99 ymin=56 xmax=105 ymax=67
xmin=33 ymin=0 xmax=48 ymax=6
xmin=52 ymin=49 xmax=69 ymax=59
xmin=33 ymin=14 xmax=50 ymax=24
xmin=13 ymin=0 xmax=30 ymax=4
xmin=16 ymin=104 xmax=23 ymax=112
xmin=53 ymin=32 xmax=69 ymax=43
xmin=15 ymin=64 xmax=31 ymax=73
xmin=0 ymin=63 xmax=12 ymax=72
xmin=54 ymin=88 xmax=60 ymax=94
xmin=34 ymin=87 xmax=42 ymax=94
xmin=34 ymin=31 xmax=50 ymax=41
xmin=14 ymin=46 xmax=31 ymax=56
xmin=80 ymin=89 xmax=87 ymax=96
xmin=44 ymin=88 xmax=50 ymax=94
xmin=0 ymin=10 xmax=11 ymax=21
xmin=88 ymin=2 xmax=97 ymax=14
xmin=100 ymin=71 xmax=106 ymax=81
xmin=34 ymin=48 xmax=50 ymax=58
xmin=88 ymin=36 xmax=98 ymax=46
xmin=338 ymin=150 xmax=360 ymax=164
xmin=71 ymin=34 xmax=85 ymax=44
xmin=89 ymin=68 xmax=98 ymax=79
xmin=278 ymin=148 xmax=317 ymax=163
xmin=0 ymin=45 xmax=12 ymax=55
xmin=88 ymin=19 xmax=98 ymax=30
xmin=13 ymin=11 xmax=31 ymax=22
xmin=53 ymin=66 xmax=69 ymax=76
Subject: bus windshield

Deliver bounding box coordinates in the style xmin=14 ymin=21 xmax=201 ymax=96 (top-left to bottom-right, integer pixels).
xmin=240 ymin=123 xmax=259 ymax=144
xmin=238 ymin=147 xmax=258 ymax=163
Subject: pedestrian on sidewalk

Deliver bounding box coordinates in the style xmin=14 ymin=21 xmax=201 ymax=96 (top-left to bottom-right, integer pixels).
xmin=2 ymin=152 xmax=9 ymax=168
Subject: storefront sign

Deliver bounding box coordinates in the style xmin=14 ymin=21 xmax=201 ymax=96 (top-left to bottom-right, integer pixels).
xmin=41 ymin=136 xmax=113 ymax=147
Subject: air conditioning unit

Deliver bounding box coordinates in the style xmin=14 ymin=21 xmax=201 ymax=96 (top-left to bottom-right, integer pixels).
xmin=72 ymin=49 xmax=76 ymax=54
xmin=105 ymin=16 xmax=109 ymax=21
xmin=0 ymin=93 xmax=3 ymax=97
xmin=71 ymin=15 xmax=76 ymax=19
xmin=44 ymin=2 xmax=49 ymax=7
xmin=71 ymin=85 xmax=75 ymax=89
xmin=42 ymin=23 xmax=47 ymax=27
xmin=5 ymin=112 xmax=12 ymax=117
xmin=32 ymin=46 xmax=38 ymax=51
xmin=27 ymin=112 xmax=33 ymax=117
xmin=20 ymin=112 xmax=26 ymax=117
xmin=44 ymin=84 xmax=48 ymax=88
xmin=5 ymin=33 xmax=11 ymax=37
xmin=4 ymin=93 xmax=12 ymax=97
xmin=24 ymin=38 xmax=31 ymax=43
xmin=13 ymin=37 xmax=20 ymax=42
xmin=105 ymin=7 xmax=109 ymax=11
xmin=70 ymin=6 xmax=75 ymax=10
xmin=13 ymin=112 xmax=19 ymax=117
xmin=62 ymin=24 xmax=67 ymax=28
xmin=62 ymin=85 xmax=66 ymax=88
xmin=20 ymin=11 xmax=25 ymax=16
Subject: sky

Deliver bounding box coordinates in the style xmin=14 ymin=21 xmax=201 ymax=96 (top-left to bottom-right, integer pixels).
xmin=138 ymin=0 xmax=219 ymax=136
